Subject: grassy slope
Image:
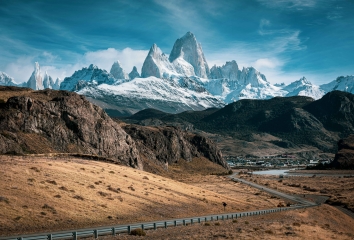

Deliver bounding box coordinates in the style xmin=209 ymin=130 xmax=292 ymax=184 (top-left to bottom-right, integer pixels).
xmin=0 ymin=155 xmax=278 ymax=236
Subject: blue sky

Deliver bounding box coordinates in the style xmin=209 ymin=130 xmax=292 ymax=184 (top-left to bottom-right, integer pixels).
xmin=0 ymin=0 xmax=353 ymax=85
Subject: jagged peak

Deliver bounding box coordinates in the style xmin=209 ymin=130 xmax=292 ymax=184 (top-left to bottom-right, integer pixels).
xmin=88 ymin=64 xmax=98 ymax=70
xmin=181 ymin=31 xmax=197 ymax=41
xmin=34 ymin=62 xmax=40 ymax=71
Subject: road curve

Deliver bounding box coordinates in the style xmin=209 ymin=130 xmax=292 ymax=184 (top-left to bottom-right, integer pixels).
xmin=228 ymin=172 xmax=316 ymax=206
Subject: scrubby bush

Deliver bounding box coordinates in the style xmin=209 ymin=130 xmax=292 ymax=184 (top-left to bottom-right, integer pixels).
xmin=130 ymin=228 xmax=146 ymax=236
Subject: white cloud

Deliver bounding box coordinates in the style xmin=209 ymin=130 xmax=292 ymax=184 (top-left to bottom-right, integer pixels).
xmin=254 ymin=58 xmax=283 ymax=69
xmin=83 ymin=48 xmax=148 ymax=74
xmin=257 ymin=0 xmax=318 ymax=9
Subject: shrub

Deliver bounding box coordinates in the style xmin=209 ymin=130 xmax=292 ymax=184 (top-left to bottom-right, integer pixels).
xmin=108 ymin=186 xmax=120 ymax=193
xmin=293 ymin=222 xmax=301 ymax=227
xmin=59 ymin=186 xmax=69 ymax=191
xmin=30 ymin=167 xmax=40 ymax=172
xmin=232 ymin=220 xmax=238 ymax=223
xmin=0 ymin=196 xmax=9 ymax=204
xmin=46 ymin=180 xmax=57 ymax=185
xmin=214 ymin=222 xmax=221 ymax=226
xmin=130 ymin=228 xmax=146 ymax=236
xmin=265 ymin=230 xmax=273 ymax=234
xmin=98 ymin=191 xmax=110 ymax=197
xmin=204 ymin=222 xmax=211 ymax=226
xmin=73 ymin=195 xmax=84 ymax=200
xmin=245 ymin=221 xmax=249 ymax=225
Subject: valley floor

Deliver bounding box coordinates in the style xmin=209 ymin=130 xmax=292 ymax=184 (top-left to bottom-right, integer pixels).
xmin=1 ymin=155 xmax=354 ymax=239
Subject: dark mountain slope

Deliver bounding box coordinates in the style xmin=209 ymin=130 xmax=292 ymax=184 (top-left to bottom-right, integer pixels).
xmin=304 ymin=91 xmax=354 ymax=133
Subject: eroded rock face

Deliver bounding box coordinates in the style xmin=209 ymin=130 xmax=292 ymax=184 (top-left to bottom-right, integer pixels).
xmin=333 ymin=135 xmax=354 ymax=169
xmin=0 ymin=89 xmax=141 ymax=169
xmin=169 ymin=32 xmax=210 ymax=78
xmin=123 ymin=124 xmax=229 ymax=170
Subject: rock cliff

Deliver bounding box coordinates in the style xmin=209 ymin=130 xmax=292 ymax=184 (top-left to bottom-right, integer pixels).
xmin=0 ymin=87 xmax=141 ymax=168
xmin=332 ymin=135 xmax=354 ymax=169
xmin=122 ymin=124 xmax=229 ymax=171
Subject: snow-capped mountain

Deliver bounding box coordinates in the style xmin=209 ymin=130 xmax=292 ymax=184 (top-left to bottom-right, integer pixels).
xmin=110 ymin=61 xmax=129 ymax=80
xmin=210 ymin=60 xmax=240 ymax=80
xmin=60 ymin=64 xmax=116 ymax=91
xmin=27 ymin=62 xmax=43 ymax=90
xmin=283 ymin=77 xmax=325 ymax=99
xmin=169 ymin=31 xmax=210 ymax=78
xmin=128 ymin=66 xmax=140 ymax=80
xmin=3 ymin=31 xmax=352 ymax=116
xmin=78 ymin=76 xmax=224 ymax=115
xmin=0 ymin=72 xmax=18 ymax=86
xmin=320 ymin=75 xmax=354 ymax=93
xmin=43 ymin=71 xmax=60 ymax=90
xmin=141 ymin=44 xmax=178 ymax=78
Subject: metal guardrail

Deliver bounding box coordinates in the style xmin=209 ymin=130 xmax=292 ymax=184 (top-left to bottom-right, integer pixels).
xmin=0 ymin=204 xmax=318 ymax=240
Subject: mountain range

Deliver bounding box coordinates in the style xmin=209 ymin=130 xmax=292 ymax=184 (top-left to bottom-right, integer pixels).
xmin=1 ymin=32 xmax=353 ymax=116
xmin=125 ymin=91 xmax=354 ymax=158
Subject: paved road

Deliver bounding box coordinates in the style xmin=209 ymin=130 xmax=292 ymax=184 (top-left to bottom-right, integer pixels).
xmin=228 ymin=173 xmax=317 ymax=206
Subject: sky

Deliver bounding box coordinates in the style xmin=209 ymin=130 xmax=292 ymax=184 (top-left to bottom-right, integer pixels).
xmin=0 ymin=0 xmax=353 ymax=85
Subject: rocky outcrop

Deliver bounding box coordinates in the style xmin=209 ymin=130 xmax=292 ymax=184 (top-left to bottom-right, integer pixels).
xmin=129 ymin=66 xmax=140 ymax=80
xmin=110 ymin=61 xmax=129 ymax=80
xmin=332 ymin=135 xmax=354 ymax=169
xmin=122 ymin=124 xmax=229 ymax=170
xmin=0 ymin=87 xmax=141 ymax=169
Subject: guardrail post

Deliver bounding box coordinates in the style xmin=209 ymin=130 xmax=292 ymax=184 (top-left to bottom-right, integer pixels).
xmin=154 ymin=223 xmax=157 ymax=230
xmin=183 ymin=220 xmax=186 ymax=225
xmin=216 ymin=216 xmax=219 ymax=220
xmin=222 ymin=215 xmax=224 ymax=220
xmin=94 ymin=229 xmax=98 ymax=239
xmin=174 ymin=220 xmax=177 ymax=227
xmin=48 ymin=234 xmax=52 ymax=240
xmin=191 ymin=219 xmax=194 ymax=225
xmin=164 ymin=222 xmax=167 ymax=228
xmin=198 ymin=218 xmax=201 ymax=223
xmin=226 ymin=215 xmax=229 ymax=220
xmin=73 ymin=231 xmax=77 ymax=240
xmin=141 ymin=224 xmax=144 ymax=230
xmin=112 ymin=227 xmax=116 ymax=236
xmin=231 ymin=214 xmax=234 ymax=219
xmin=205 ymin=217 xmax=207 ymax=222
xmin=211 ymin=216 xmax=213 ymax=221
xmin=128 ymin=226 xmax=131 ymax=234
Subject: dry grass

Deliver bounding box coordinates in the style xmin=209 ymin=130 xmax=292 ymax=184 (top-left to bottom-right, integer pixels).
xmin=96 ymin=204 xmax=354 ymax=240
xmin=0 ymin=155 xmax=277 ymax=236
xmin=243 ymin=172 xmax=354 ymax=212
